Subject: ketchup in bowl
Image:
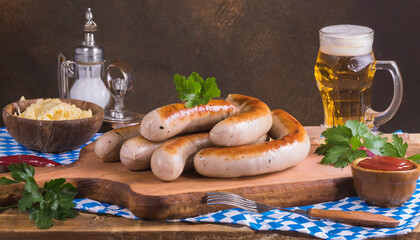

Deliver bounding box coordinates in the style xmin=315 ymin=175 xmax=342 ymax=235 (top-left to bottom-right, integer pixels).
xmin=352 ymin=156 xmax=420 ymax=208
xmin=358 ymin=155 xmax=415 ymax=171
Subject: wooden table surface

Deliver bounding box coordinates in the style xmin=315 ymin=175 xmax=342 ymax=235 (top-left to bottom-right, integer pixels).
xmin=1 ymin=127 xmax=419 ymax=240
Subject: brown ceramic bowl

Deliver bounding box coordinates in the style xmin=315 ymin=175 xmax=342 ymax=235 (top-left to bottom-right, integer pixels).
xmin=2 ymin=98 xmax=103 ymax=153
xmin=351 ymin=157 xmax=420 ymax=207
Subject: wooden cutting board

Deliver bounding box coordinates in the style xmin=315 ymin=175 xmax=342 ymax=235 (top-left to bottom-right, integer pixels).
xmin=0 ymin=128 xmax=357 ymax=220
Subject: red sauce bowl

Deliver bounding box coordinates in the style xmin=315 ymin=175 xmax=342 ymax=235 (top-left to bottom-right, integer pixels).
xmin=351 ymin=157 xmax=420 ymax=207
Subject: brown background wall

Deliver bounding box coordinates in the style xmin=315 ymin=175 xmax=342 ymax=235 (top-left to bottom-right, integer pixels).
xmin=0 ymin=0 xmax=419 ymax=132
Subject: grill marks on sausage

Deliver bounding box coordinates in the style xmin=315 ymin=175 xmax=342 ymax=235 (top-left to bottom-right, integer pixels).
xmin=209 ymin=94 xmax=273 ymax=147
xmin=272 ymin=109 xmax=306 ymax=143
xmin=155 ymin=100 xmax=240 ymax=135
xmin=198 ymin=109 xmax=307 ymax=161
xmin=157 ymin=100 xmax=239 ymax=120
xmin=222 ymin=98 xmax=270 ymax=124
xmin=163 ymin=133 xmax=210 ymax=155
xmin=141 ymin=100 xmax=240 ymax=142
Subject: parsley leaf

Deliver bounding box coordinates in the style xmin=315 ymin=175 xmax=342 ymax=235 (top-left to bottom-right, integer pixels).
xmin=173 ymin=72 xmax=221 ymax=108
xmin=350 ymin=137 xmax=362 ymax=151
xmin=0 ymin=163 xmax=78 ymax=229
xmin=380 ymin=134 xmax=408 ymax=158
xmin=348 ymin=149 xmax=368 ymax=162
xmin=316 ymin=120 xmax=420 ymax=167
xmin=363 ymin=133 xmax=388 ymax=156
xmin=0 ymin=177 xmax=19 ymax=185
xmin=322 ymin=124 xmax=352 ymax=145
xmin=320 ymin=145 xmax=351 ymax=167
xmin=30 ymin=209 xmax=54 ymax=229
xmin=345 ymin=120 xmax=371 ymax=139
xmin=314 ymin=143 xmax=332 ymax=155
xmin=407 ymin=154 xmax=420 ymax=163
xmin=316 ymin=120 xmax=386 ymax=168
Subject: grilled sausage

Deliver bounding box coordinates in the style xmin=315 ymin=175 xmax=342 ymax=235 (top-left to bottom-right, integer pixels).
xmin=209 ymin=94 xmax=272 ymax=147
xmin=194 ymin=109 xmax=310 ymax=178
xmin=151 ymin=133 xmax=214 ymax=181
xmin=150 ymin=132 xmax=270 ymax=182
xmin=94 ymin=124 xmax=141 ymax=162
xmin=120 ymin=135 xmax=164 ymax=170
xmin=141 ymin=100 xmax=239 ymax=142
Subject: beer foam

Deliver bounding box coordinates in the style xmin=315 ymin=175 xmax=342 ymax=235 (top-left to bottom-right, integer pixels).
xmin=319 ymin=25 xmax=374 ymax=56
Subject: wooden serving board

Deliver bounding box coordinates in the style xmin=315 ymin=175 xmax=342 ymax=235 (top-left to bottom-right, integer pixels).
xmin=0 ymin=128 xmax=358 ymax=220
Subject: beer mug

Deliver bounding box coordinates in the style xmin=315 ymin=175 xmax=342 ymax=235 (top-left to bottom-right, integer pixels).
xmin=314 ymin=25 xmax=403 ymax=129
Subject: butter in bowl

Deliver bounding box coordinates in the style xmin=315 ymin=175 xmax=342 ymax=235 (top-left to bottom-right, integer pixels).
xmin=351 ymin=156 xmax=420 ymax=207
xmin=2 ymin=98 xmax=103 ymax=153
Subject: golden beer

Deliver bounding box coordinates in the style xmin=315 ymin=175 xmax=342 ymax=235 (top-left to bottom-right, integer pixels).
xmin=315 ymin=52 xmax=376 ymax=126
xmin=314 ymin=25 xmax=402 ymax=129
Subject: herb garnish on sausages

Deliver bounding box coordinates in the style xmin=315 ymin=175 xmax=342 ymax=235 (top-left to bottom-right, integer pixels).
xmin=173 ymin=72 xmax=221 ymax=108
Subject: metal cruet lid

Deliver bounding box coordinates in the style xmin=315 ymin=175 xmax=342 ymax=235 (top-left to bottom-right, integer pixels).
xmin=74 ymin=8 xmax=105 ymax=64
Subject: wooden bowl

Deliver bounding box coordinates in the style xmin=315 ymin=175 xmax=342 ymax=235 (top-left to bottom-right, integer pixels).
xmin=2 ymin=98 xmax=104 ymax=153
xmin=351 ymin=157 xmax=420 ymax=207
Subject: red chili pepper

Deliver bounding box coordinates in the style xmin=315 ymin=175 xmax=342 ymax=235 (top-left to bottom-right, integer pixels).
xmin=0 ymin=155 xmax=60 ymax=173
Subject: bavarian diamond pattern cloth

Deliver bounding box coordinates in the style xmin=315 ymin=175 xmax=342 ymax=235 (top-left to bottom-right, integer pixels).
xmin=0 ymin=127 xmax=101 ymax=165
xmin=73 ymin=198 xmax=139 ymax=219
xmin=1 ymin=127 xmax=420 ymax=239
xmin=0 ymin=127 xmax=138 ymax=220
xmin=177 ymin=182 xmax=420 ymax=239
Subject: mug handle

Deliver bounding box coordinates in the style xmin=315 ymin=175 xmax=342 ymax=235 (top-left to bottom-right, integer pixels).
xmin=365 ymin=61 xmax=403 ymax=128
xmin=57 ymin=53 xmax=76 ymax=99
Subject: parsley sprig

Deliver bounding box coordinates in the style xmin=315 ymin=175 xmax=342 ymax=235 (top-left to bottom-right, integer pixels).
xmin=173 ymin=72 xmax=221 ymax=108
xmin=315 ymin=120 xmax=420 ymax=168
xmin=0 ymin=163 xmax=78 ymax=229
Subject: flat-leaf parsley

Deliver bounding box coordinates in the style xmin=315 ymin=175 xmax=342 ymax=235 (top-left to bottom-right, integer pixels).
xmin=173 ymin=72 xmax=221 ymax=108
xmin=0 ymin=163 xmax=78 ymax=229
xmin=315 ymin=120 xmax=419 ymax=167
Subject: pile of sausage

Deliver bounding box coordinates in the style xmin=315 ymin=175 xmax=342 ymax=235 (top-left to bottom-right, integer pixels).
xmin=94 ymin=94 xmax=311 ymax=181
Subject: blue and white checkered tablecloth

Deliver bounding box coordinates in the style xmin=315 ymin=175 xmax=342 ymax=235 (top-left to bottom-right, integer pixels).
xmin=175 ymin=187 xmax=420 ymax=239
xmin=1 ymin=127 xmax=419 ymax=239
xmin=0 ymin=128 xmax=102 ymax=165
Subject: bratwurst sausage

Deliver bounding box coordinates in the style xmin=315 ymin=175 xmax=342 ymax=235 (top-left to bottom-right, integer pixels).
xmin=120 ymin=135 xmax=164 ymax=170
xmin=151 ymin=133 xmax=214 ymax=181
xmin=151 ymin=132 xmax=270 ymax=181
xmin=141 ymin=100 xmax=239 ymax=142
xmin=94 ymin=124 xmax=141 ymax=162
xmin=209 ymin=94 xmax=272 ymax=147
xmin=194 ymin=109 xmax=310 ymax=178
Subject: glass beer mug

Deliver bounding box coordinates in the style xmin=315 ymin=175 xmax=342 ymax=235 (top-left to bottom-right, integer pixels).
xmin=314 ymin=25 xmax=403 ymax=129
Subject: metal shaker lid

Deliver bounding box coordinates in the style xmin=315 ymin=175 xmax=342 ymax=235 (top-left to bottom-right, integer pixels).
xmin=74 ymin=8 xmax=105 ymax=63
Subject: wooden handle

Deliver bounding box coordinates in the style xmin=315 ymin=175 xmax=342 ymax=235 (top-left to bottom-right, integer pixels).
xmin=308 ymin=209 xmax=400 ymax=228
